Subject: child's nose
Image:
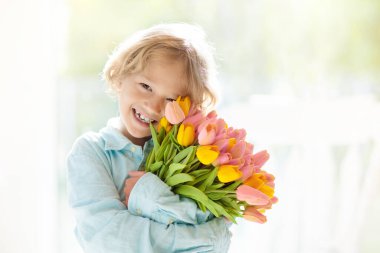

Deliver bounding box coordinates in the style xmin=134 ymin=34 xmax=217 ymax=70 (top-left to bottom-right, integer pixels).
xmin=147 ymin=97 xmax=165 ymax=117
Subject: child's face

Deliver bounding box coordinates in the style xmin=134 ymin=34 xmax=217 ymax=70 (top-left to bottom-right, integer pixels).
xmin=116 ymin=57 xmax=187 ymax=146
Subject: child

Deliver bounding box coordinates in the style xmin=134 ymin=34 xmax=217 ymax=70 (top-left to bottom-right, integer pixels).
xmin=67 ymin=23 xmax=231 ymax=253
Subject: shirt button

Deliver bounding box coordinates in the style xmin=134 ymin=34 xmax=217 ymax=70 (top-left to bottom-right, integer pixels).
xmin=136 ymin=208 xmax=142 ymax=215
xmin=131 ymin=146 xmax=136 ymax=152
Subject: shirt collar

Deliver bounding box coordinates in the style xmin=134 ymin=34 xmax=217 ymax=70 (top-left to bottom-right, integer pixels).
xmin=100 ymin=117 xmax=153 ymax=152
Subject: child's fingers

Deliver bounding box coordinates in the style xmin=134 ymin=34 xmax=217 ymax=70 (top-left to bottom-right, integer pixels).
xmin=128 ymin=170 xmax=145 ymax=177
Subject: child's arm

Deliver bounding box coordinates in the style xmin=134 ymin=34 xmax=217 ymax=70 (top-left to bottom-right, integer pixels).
xmin=125 ymin=171 xmax=214 ymax=225
xmin=67 ymin=136 xmax=231 ymax=253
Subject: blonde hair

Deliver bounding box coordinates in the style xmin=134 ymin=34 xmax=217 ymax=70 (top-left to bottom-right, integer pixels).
xmin=102 ymin=23 xmax=217 ymax=109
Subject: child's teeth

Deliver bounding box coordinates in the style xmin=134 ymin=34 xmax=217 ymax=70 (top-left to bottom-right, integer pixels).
xmin=136 ymin=111 xmax=153 ymax=123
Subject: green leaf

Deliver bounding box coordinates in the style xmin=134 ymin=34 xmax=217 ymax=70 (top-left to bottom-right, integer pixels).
xmin=149 ymin=161 xmax=163 ymax=173
xmin=145 ymin=149 xmax=155 ymax=171
xmin=206 ymin=190 xmax=236 ymax=201
xmin=163 ymin=142 xmax=171 ymax=162
xmin=198 ymin=167 xmax=218 ymax=192
xmin=207 ymin=199 xmax=236 ymax=223
xmin=220 ymin=197 xmax=240 ymax=210
xmin=186 ymin=171 xmax=212 ymax=186
xmin=149 ymin=123 xmax=160 ymax=151
xmin=181 ymin=146 xmax=196 ymax=165
xmin=185 ymin=159 xmax=201 ymax=173
xmin=173 ymin=146 xmax=193 ymax=163
xmin=174 ymin=185 xmax=220 ymax=217
xmin=158 ymin=164 xmax=168 ymax=180
xmin=166 ymin=173 xmax=194 ymax=187
xmin=165 ymin=163 xmax=187 ymax=180
xmin=223 ymin=180 xmax=242 ymax=191
xmin=189 ymin=169 xmax=211 ymax=178
xmin=196 ymin=201 xmax=207 ymax=213
xmin=157 ymin=127 xmax=166 ymax=144
xmin=206 ymin=183 xmax=225 ymax=191
xmin=166 ymin=143 xmax=176 ymax=164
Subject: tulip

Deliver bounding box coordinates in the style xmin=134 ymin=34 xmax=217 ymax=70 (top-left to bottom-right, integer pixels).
xmin=206 ymin=110 xmax=218 ymax=120
xmin=217 ymin=164 xmax=242 ymax=183
xmin=157 ymin=117 xmax=172 ymax=133
xmin=244 ymin=172 xmax=275 ymax=198
xmin=165 ymin=101 xmax=185 ymax=124
xmin=227 ymin=128 xmax=246 ymax=141
xmin=196 ymin=145 xmax=220 ymax=165
xmin=213 ymin=152 xmax=232 ymax=166
xmin=198 ymin=123 xmax=217 ymax=145
xmin=177 ymin=123 xmax=195 ymax=147
xmin=236 ymin=185 xmax=270 ymax=205
xmin=213 ymin=139 xmax=230 ymax=153
xmin=176 ymin=96 xmax=191 ymax=116
xmin=243 ymin=206 xmax=267 ymax=224
xmin=253 ymin=150 xmax=270 ymax=172
xmin=230 ymin=140 xmax=246 ymax=159
xmin=240 ymin=164 xmax=254 ymax=181
xmin=183 ymin=109 xmax=204 ymax=130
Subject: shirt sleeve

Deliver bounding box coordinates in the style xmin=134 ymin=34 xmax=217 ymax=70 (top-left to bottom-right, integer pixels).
xmin=128 ymin=172 xmax=214 ymax=225
xmin=67 ymin=138 xmax=231 ymax=253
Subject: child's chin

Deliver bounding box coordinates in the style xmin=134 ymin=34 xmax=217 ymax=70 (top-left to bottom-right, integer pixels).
xmin=131 ymin=131 xmax=151 ymax=139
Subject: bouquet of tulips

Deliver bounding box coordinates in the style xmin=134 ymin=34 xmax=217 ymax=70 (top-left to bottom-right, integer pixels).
xmin=145 ymin=96 xmax=278 ymax=223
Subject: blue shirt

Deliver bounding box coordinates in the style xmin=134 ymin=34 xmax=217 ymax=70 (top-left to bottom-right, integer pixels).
xmin=67 ymin=118 xmax=231 ymax=253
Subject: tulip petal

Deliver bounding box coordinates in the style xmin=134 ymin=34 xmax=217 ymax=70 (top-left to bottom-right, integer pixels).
xmin=240 ymin=165 xmax=254 ymax=181
xmin=230 ymin=141 xmax=246 ymax=158
xmin=177 ymin=96 xmax=191 ymax=116
xmin=236 ymin=185 xmax=270 ymax=205
xmin=253 ymin=150 xmax=270 ymax=170
xmin=165 ymin=101 xmax=185 ymax=124
xmin=198 ymin=124 xmax=216 ymax=145
xmin=177 ymin=123 xmax=195 ymax=147
xmin=157 ymin=117 xmax=172 ymax=133
xmin=217 ymin=165 xmax=242 ymax=183
xmin=214 ymin=152 xmax=232 ymax=166
xmin=196 ymin=145 xmax=219 ymax=165
xmin=243 ymin=206 xmax=267 ymax=224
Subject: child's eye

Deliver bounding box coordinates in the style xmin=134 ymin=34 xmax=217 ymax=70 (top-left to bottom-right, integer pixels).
xmin=166 ymin=98 xmax=176 ymax=102
xmin=139 ymin=83 xmax=152 ymax=91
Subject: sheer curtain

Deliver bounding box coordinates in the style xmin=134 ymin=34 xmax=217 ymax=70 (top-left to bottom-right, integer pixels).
xmin=222 ymin=95 xmax=380 ymax=253
xmin=0 ymin=1 xmax=65 ymax=252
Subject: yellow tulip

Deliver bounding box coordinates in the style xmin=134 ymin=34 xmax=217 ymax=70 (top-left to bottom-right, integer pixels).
xmin=176 ymin=96 xmax=191 ymax=116
xmin=217 ymin=165 xmax=242 ymax=183
xmin=196 ymin=145 xmax=220 ymax=165
xmin=177 ymin=123 xmax=195 ymax=146
xmin=157 ymin=117 xmax=172 ymax=133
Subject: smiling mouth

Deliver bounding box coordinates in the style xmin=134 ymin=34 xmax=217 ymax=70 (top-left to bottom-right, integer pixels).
xmin=133 ymin=108 xmax=157 ymax=124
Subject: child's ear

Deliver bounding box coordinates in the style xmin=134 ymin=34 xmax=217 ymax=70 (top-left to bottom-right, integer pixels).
xmin=114 ymin=80 xmax=123 ymax=93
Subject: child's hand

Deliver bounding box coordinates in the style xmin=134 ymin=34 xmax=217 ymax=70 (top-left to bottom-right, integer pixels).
xmin=124 ymin=171 xmax=145 ymax=207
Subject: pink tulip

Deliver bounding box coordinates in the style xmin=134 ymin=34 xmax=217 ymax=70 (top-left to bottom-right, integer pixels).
xmin=227 ymin=128 xmax=246 ymax=141
xmin=240 ymin=164 xmax=254 ymax=181
xmin=230 ymin=140 xmax=246 ymax=159
xmin=243 ymin=206 xmax=267 ymax=224
xmin=236 ymin=185 xmax=270 ymax=205
xmin=198 ymin=123 xmax=217 ymax=145
xmin=244 ymin=142 xmax=254 ymax=155
xmin=252 ymin=150 xmax=270 ymax=171
xmin=206 ymin=110 xmax=218 ymax=120
xmin=183 ymin=110 xmax=204 ymax=130
xmin=165 ymin=101 xmax=185 ymax=124
xmin=213 ymin=152 xmax=232 ymax=166
xmin=214 ymin=139 xmax=229 ymax=152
